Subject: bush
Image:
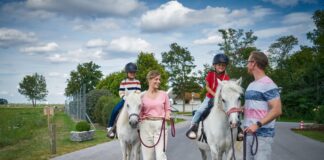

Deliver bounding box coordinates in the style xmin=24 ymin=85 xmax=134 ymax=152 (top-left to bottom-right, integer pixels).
xmin=86 ymin=89 xmax=112 ymax=122
xmin=0 ymin=98 xmax=8 ymax=105
xmin=75 ymin=121 xmax=90 ymax=131
xmin=314 ymin=105 xmax=324 ymax=124
xmin=94 ymin=95 xmax=119 ymax=126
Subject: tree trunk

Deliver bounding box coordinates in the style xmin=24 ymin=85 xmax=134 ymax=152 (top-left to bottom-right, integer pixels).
xmin=182 ymin=98 xmax=185 ymax=113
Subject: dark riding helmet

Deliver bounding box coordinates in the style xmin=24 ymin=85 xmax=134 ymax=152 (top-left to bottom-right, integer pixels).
xmin=125 ymin=62 xmax=137 ymax=73
xmin=213 ymin=54 xmax=229 ymax=65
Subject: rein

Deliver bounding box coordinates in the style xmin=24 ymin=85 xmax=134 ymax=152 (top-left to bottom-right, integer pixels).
xmin=243 ymin=132 xmax=258 ymax=160
xmin=137 ymin=118 xmax=167 ymax=152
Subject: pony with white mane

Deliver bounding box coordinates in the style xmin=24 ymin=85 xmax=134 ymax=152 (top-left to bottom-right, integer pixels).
xmin=196 ymin=78 xmax=243 ymax=160
xmin=116 ymin=91 xmax=143 ymax=160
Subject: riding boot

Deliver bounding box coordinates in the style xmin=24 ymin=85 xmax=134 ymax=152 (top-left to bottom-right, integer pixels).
xmin=107 ymin=126 xmax=116 ymax=139
xmin=186 ymin=123 xmax=198 ymax=140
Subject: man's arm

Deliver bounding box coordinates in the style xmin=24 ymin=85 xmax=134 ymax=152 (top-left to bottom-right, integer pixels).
xmin=259 ymin=98 xmax=282 ymax=126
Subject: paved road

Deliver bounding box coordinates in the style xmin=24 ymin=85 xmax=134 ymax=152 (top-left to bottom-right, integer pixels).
xmin=52 ymin=120 xmax=324 ymax=160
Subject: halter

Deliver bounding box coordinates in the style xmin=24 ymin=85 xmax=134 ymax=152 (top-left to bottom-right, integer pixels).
xmin=128 ymin=113 xmax=139 ymax=120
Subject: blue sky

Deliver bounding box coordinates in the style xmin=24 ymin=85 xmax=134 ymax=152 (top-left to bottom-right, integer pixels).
xmin=0 ymin=0 xmax=321 ymax=104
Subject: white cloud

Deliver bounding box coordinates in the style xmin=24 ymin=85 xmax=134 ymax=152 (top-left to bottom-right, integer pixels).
xmin=282 ymin=12 xmax=312 ymax=25
xmin=48 ymin=48 xmax=104 ymax=63
xmin=109 ymin=36 xmax=151 ymax=53
xmin=86 ymin=39 xmax=110 ymax=48
xmin=140 ymin=1 xmax=273 ymax=32
xmin=26 ymin=0 xmax=145 ymax=17
xmin=193 ymin=35 xmax=223 ymax=45
xmin=0 ymin=28 xmax=36 ymax=48
xmin=262 ymin=0 xmax=316 ymax=7
xmin=255 ymin=24 xmax=313 ymax=38
xmin=21 ymin=42 xmax=59 ymax=53
xmin=48 ymin=72 xmax=68 ymax=78
xmin=73 ymin=18 xmax=120 ymax=32
xmin=0 ymin=91 xmax=9 ymax=95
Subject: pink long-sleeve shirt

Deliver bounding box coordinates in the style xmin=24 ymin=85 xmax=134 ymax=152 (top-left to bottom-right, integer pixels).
xmin=140 ymin=91 xmax=171 ymax=120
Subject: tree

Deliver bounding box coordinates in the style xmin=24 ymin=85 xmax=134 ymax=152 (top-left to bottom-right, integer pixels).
xmin=18 ymin=73 xmax=48 ymax=107
xmin=65 ymin=61 xmax=103 ymax=96
xmin=218 ymin=28 xmax=257 ymax=67
xmin=97 ymin=52 xmax=168 ymax=94
xmin=136 ymin=52 xmax=168 ymax=90
xmin=161 ymin=43 xmax=198 ymax=112
xmin=268 ymin=35 xmax=298 ymax=69
xmin=96 ymin=71 xmax=125 ymax=97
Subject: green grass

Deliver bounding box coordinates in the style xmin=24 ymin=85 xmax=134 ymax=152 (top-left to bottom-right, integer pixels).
xmin=293 ymin=130 xmax=324 ymax=142
xmin=0 ymin=107 xmax=110 ymax=160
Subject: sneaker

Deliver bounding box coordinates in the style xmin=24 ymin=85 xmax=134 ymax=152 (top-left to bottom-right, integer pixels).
xmin=186 ymin=124 xmax=198 ymax=140
xmin=106 ymin=127 xmax=115 ymax=139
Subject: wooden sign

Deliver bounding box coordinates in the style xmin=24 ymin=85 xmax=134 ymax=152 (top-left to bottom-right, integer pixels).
xmin=44 ymin=106 xmax=54 ymax=116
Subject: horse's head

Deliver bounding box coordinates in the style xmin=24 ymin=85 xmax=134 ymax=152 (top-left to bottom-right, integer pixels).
xmin=124 ymin=92 xmax=143 ymax=129
xmin=217 ymin=78 xmax=243 ymax=128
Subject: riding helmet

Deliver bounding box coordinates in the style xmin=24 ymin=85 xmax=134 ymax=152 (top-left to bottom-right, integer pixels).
xmin=213 ymin=54 xmax=229 ymax=65
xmin=125 ymin=62 xmax=137 ymax=73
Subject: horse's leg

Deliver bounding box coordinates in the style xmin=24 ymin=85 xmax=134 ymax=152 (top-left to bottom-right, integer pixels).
xmin=209 ymin=145 xmax=221 ymax=160
xmin=126 ymin=143 xmax=131 ymax=160
xmin=119 ymin=142 xmax=127 ymax=160
xmin=199 ymin=148 xmax=208 ymax=160
xmin=132 ymin=141 xmax=141 ymax=160
xmin=225 ymin=148 xmax=233 ymax=160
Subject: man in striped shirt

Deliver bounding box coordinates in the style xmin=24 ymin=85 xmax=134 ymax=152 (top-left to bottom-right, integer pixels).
xmin=107 ymin=62 xmax=141 ymax=138
xmin=244 ymin=51 xmax=282 ymax=160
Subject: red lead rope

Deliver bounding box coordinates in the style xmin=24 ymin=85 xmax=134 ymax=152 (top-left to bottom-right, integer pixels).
xmin=137 ymin=118 xmax=176 ymax=152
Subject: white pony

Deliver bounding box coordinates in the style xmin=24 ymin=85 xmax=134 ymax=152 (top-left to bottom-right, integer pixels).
xmin=196 ymin=78 xmax=243 ymax=160
xmin=116 ymin=91 xmax=143 ymax=160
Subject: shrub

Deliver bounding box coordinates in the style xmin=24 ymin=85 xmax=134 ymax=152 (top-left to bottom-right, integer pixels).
xmin=94 ymin=95 xmax=119 ymax=126
xmin=0 ymin=98 xmax=8 ymax=105
xmin=86 ymin=89 xmax=112 ymax=122
xmin=314 ymin=105 xmax=324 ymax=124
xmin=75 ymin=121 xmax=90 ymax=131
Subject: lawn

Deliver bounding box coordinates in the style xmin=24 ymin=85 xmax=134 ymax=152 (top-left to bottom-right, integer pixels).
xmin=292 ymin=130 xmax=324 ymax=142
xmin=0 ymin=106 xmax=110 ymax=160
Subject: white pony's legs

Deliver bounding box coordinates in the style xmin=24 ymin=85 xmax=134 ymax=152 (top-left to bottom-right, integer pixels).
xmin=131 ymin=141 xmax=141 ymax=160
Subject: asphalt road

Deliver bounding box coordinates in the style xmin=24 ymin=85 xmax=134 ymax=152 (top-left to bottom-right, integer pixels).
xmin=52 ymin=120 xmax=324 ymax=160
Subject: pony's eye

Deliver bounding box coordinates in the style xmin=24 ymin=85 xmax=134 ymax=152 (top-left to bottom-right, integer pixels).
xmin=222 ymin=99 xmax=226 ymax=103
xmin=127 ymin=104 xmax=130 ymax=108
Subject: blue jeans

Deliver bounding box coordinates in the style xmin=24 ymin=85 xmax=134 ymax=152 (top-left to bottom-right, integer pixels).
xmin=191 ymin=97 xmax=210 ymax=124
xmin=108 ymin=99 xmax=125 ymax=127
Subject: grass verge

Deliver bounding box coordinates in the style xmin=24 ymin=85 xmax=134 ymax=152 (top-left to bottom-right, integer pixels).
xmin=0 ymin=107 xmax=109 ymax=160
xmin=292 ymin=130 xmax=324 ymax=142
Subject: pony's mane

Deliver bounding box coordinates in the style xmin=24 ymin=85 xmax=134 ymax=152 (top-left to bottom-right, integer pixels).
xmin=221 ymin=79 xmax=243 ymax=95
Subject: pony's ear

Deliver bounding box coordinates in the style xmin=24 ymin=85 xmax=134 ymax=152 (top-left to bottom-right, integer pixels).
xmin=236 ymin=77 xmax=242 ymax=85
xmin=217 ymin=78 xmax=223 ymax=86
xmin=125 ymin=88 xmax=129 ymax=97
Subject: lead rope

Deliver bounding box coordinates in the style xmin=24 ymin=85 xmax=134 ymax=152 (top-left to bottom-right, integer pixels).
xmin=230 ymin=128 xmax=236 ymax=160
xmin=243 ymin=132 xmax=258 ymax=160
xmin=137 ymin=118 xmax=166 ymax=150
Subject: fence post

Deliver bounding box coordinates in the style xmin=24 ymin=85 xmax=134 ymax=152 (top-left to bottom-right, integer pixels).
xmin=50 ymin=124 xmax=56 ymax=154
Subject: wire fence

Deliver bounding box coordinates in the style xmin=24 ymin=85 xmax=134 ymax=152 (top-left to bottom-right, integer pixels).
xmin=64 ymin=85 xmax=87 ymax=121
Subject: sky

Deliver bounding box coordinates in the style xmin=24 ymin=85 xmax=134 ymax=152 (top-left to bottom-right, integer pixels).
xmin=0 ymin=0 xmax=321 ymax=104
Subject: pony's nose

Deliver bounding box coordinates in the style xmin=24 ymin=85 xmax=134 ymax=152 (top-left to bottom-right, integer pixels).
xmin=129 ymin=121 xmax=138 ymax=129
xmin=230 ymin=122 xmax=237 ymax=128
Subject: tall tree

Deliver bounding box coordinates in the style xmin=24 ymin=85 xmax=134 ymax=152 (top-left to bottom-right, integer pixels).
xmin=96 ymin=71 xmax=125 ymax=97
xmin=136 ymin=52 xmax=168 ymax=90
xmin=161 ymin=43 xmax=197 ymax=112
xmin=268 ymin=35 xmax=298 ymax=69
xmin=18 ymin=73 xmax=48 ymax=107
xmin=65 ymin=61 xmax=103 ymax=96
xmin=218 ymin=28 xmax=257 ymax=67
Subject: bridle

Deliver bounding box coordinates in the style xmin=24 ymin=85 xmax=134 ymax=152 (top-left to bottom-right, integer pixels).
xmin=128 ymin=113 xmax=140 ymax=120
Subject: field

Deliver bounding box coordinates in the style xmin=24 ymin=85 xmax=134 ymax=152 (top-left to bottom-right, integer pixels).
xmin=0 ymin=106 xmax=109 ymax=160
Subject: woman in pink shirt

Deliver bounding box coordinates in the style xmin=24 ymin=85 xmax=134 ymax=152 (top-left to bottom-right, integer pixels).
xmin=139 ymin=70 xmax=171 ymax=160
